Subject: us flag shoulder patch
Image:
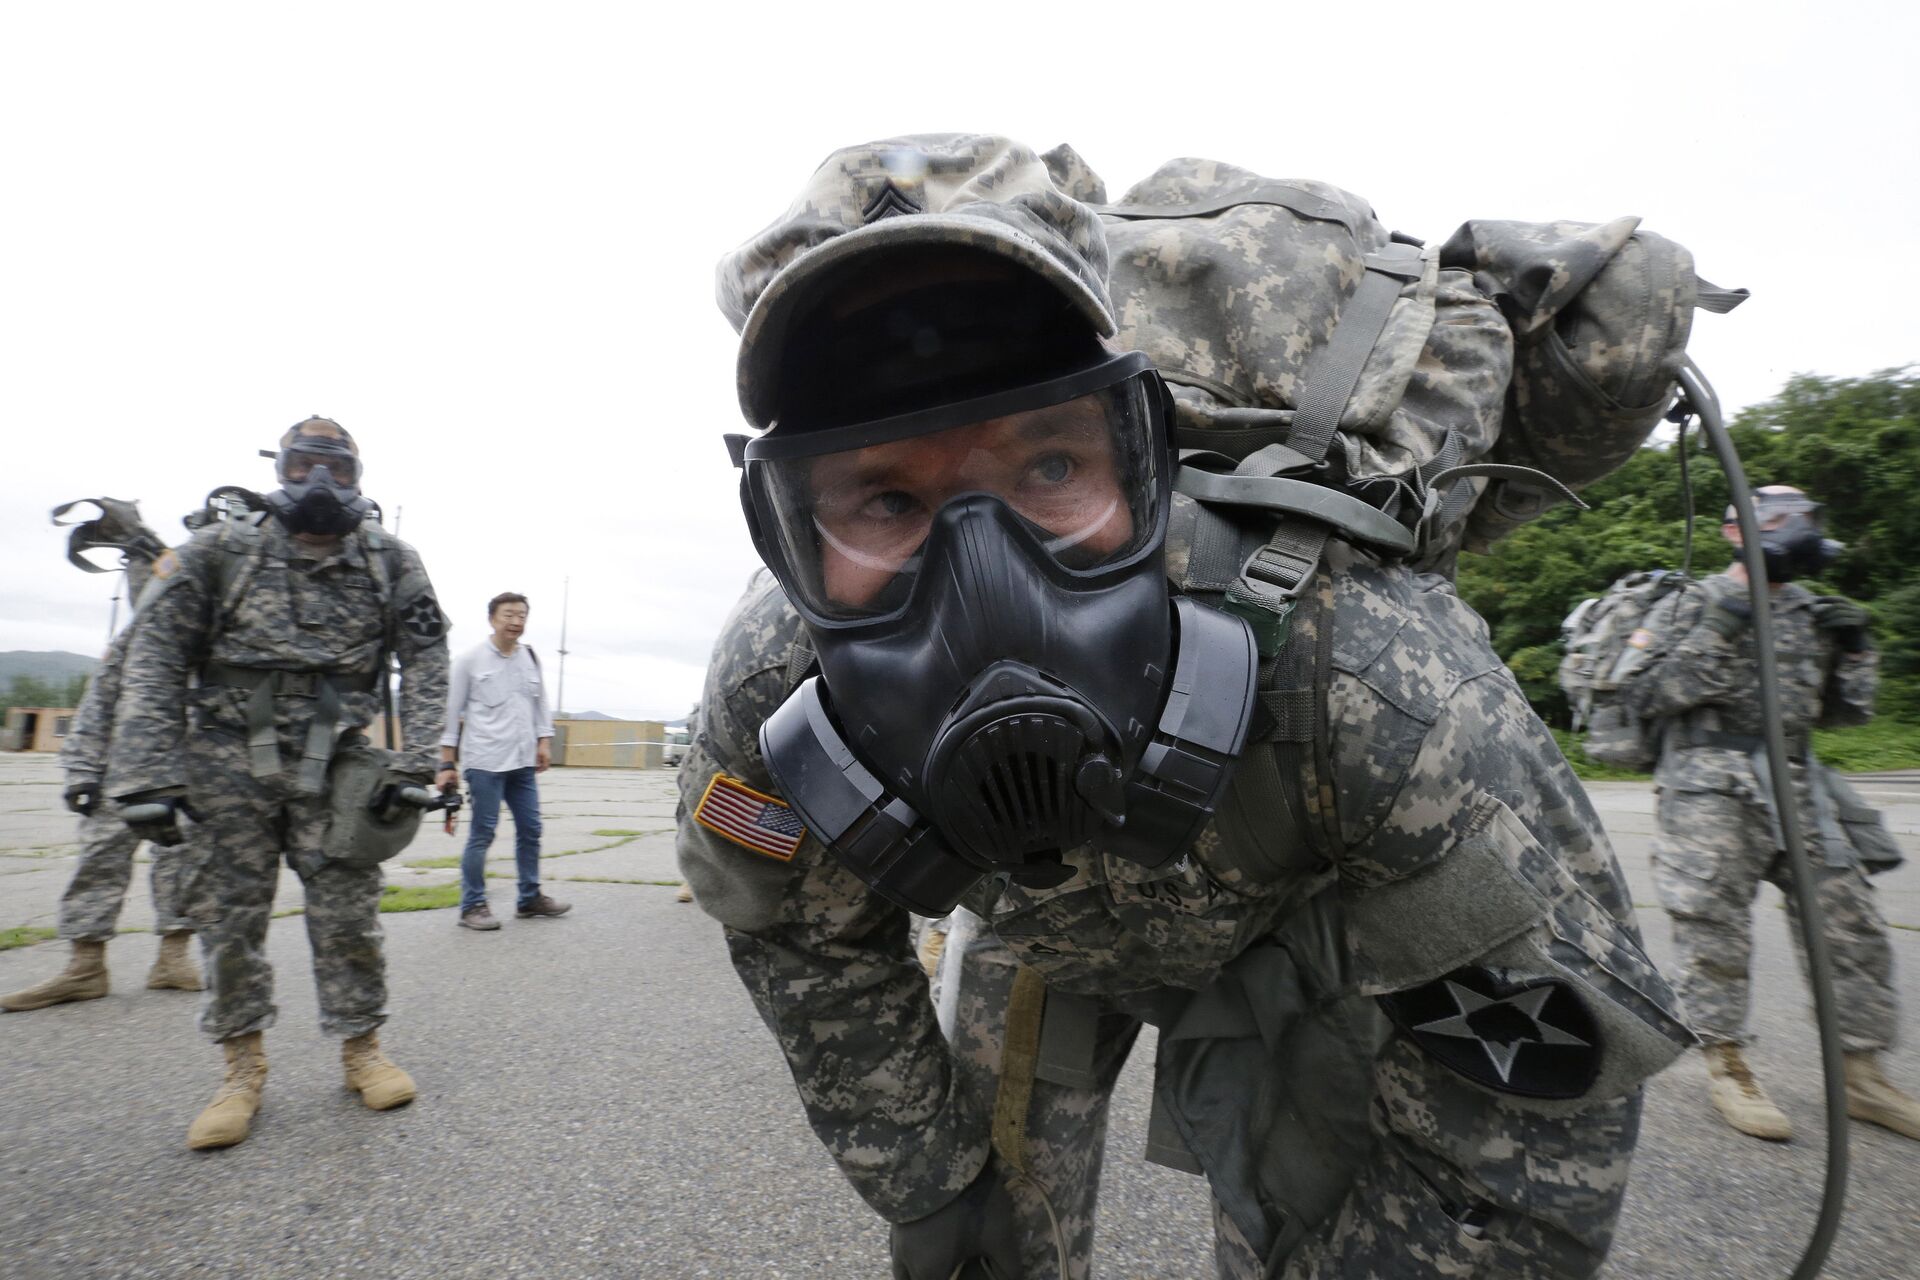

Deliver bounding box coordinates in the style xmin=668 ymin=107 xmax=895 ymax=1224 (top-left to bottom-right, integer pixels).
xmin=694 ymin=774 xmax=807 ymax=861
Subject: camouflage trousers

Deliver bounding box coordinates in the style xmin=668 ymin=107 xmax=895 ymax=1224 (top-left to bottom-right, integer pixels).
xmin=932 ymin=917 xmax=1328 ymax=1280
xmin=1650 ymin=784 xmax=1897 ymax=1052
xmin=57 ymin=805 xmax=195 ymax=941
xmin=181 ymin=733 xmax=388 ymax=1044
xmin=932 ymin=913 xmax=1140 ymax=1280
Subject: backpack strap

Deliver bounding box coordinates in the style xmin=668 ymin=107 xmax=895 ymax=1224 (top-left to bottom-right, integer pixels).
xmin=1284 ymin=241 xmax=1424 ymax=466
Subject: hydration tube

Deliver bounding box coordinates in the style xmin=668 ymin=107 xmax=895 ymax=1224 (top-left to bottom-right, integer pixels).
xmin=1674 ymin=358 xmax=1848 ymax=1280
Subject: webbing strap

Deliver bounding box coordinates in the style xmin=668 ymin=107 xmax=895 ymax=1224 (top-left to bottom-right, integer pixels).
xmin=1098 ymin=181 xmax=1364 ymax=237
xmin=1696 ymin=277 xmax=1751 ymax=314
xmin=1183 ymin=504 xmax=1248 ymax=593
xmin=246 ymin=679 xmax=279 ymax=779
xmin=1287 ymin=242 xmax=1424 ymax=466
xmin=990 ymin=965 xmax=1049 ymax=1174
xmin=297 ymin=679 xmax=343 ymax=796
xmin=1224 ymin=522 xmax=1329 ymax=658
xmin=1173 ymin=468 xmax=1415 ymax=555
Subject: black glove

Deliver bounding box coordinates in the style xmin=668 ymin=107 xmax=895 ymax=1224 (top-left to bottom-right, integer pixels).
xmin=63 ymin=781 xmax=100 ymax=817
xmin=890 ymin=1163 xmax=1024 ymax=1280
xmin=120 ymin=791 xmax=198 ymax=846
xmin=1811 ymin=596 xmax=1872 ymax=652
xmin=436 ymin=763 xmax=461 ymax=794
xmin=371 ymin=771 xmax=435 ymax=821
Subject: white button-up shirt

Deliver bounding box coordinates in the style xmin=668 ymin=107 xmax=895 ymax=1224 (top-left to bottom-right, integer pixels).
xmin=441 ymin=640 xmax=555 ymax=773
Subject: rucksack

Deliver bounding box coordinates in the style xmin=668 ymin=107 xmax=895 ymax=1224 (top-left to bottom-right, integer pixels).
xmin=1038 ymin=148 xmax=1744 ymax=645
xmin=1557 ymin=570 xmax=1698 ymax=768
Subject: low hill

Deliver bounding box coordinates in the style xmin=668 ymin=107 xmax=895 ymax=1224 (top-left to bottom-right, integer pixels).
xmin=0 ymin=651 xmax=99 ymax=686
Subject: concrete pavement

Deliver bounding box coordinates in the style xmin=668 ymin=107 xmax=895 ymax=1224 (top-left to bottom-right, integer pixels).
xmin=1 ymin=755 xmax=1915 ymax=1278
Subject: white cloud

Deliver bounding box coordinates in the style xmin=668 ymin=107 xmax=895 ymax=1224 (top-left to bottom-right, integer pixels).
xmin=3 ymin=1 xmax=1915 ymax=717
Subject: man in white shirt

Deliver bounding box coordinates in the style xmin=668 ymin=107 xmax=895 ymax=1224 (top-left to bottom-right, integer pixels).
xmin=439 ymin=592 xmax=570 ymax=931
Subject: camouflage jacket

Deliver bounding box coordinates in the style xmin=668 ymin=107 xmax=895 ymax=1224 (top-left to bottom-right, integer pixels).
xmin=107 ymin=517 xmax=450 ymax=795
xmin=58 ymin=629 xmax=132 ymax=784
xmin=1620 ymin=573 xmax=1876 ymax=797
xmin=59 ymin=544 xmax=162 ymax=784
xmin=679 ymin=518 xmax=1690 ymax=1273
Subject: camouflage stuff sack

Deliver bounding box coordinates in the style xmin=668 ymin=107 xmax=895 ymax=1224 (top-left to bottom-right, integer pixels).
xmin=1558 ymin=570 xmax=1697 ymax=768
xmin=1041 ymin=148 xmax=1743 ymax=584
xmin=323 ymin=738 xmax=427 ymax=867
xmin=1440 ymin=219 xmax=1749 ymax=549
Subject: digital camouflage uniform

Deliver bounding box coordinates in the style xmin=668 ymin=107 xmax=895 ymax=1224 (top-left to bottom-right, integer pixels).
xmin=109 ymin=515 xmax=449 ymax=1043
xmin=680 ymin=539 xmax=1692 ymax=1278
xmin=55 ymin=620 xmax=195 ymax=941
xmin=1622 ymin=573 xmax=1896 ymax=1051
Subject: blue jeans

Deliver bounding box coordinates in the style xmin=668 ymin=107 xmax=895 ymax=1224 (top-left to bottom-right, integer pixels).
xmin=460 ymin=767 xmax=543 ymax=912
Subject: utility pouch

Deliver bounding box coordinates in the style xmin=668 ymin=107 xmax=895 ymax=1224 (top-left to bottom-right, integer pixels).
xmin=323 ymin=737 xmax=427 ymax=867
xmin=1822 ymin=767 xmax=1905 ymax=875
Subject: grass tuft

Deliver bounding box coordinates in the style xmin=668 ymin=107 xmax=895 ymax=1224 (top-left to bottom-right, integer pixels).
xmin=0 ymin=926 xmax=58 ymax=951
xmin=404 ymin=855 xmax=461 ymax=870
xmin=379 ymin=883 xmax=462 ymax=912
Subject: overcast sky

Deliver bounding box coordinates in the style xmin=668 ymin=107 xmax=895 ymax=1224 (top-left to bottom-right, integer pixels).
xmin=3 ymin=1 xmax=1914 ymax=719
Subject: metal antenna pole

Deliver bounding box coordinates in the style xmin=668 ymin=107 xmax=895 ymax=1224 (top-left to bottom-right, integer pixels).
xmin=105 ymin=580 xmax=121 ymax=643
xmin=556 ymin=576 xmax=571 ymax=719
xmin=393 ymin=505 xmax=403 ymax=537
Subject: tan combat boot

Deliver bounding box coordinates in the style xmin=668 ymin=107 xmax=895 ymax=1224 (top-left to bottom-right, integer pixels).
xmin=917 ymin=926 xmax=948 ymax=980
xmin=1703 ymin=1043 xmax=1793 ymax=1141
xmin=675 ymin=882 xmax=694 ymax=904
xmin=1844 ymin=1052 xmax=1920 ymax=1140
xmin=0 ymin=939 xmax=108 ymax=1012
xmin=146 ymin=931 xmax=203 ymax=992
xmin=342 ymin=1031 xmax=417 ymax=1110
xmin=188 ymin=1032 xmax=267 ymax=1150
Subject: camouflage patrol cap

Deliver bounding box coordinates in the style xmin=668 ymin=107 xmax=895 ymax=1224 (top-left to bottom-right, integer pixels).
xmin=1723 ymin=484 xmax=1817 ymax=524
xmin=281 ymin=416 xmax=358 ymax=454
xmin=716 ymin=134 xmax=1115 ymax=430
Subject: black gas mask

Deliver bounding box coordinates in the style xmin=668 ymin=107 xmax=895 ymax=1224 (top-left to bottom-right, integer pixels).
xmin=264 ymin=422 xmax=372 ymax=536
xmin=1737 ymin=492 xmax=1843 ymax=582
xmin=735 ymin=347 xmax=1257 ymax=916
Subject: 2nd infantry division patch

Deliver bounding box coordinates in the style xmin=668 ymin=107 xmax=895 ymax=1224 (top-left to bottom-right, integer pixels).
xmin=695 ymin=774 xmax=807 ymax=861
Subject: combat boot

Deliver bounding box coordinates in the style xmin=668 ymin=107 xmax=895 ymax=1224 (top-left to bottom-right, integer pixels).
xmin=342 ymin=1031 xmax=417 ymax=1110
xmin=0 ymin=939 xmax=108 ymax=1012
xmin=146 ymin=930 xmax=203 ymax=992
xmin=917 ymin=926 xmax=948 ymax=980
xmin=1844 ymin=1052 xmax=1920 ymax=1140
xmin=188 ymin=1032 xmax=267 ymax=1150
xmin=1703 ymin=1043 xmax=1793 ymax=1141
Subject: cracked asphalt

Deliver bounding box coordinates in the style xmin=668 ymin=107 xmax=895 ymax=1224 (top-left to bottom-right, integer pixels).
xmin=1 ymin=756 xmax=1915 ymax=1279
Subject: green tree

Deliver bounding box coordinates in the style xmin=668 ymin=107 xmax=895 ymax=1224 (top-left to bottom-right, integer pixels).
xmin=1458 ymin=366 xmax=1919 ymax=723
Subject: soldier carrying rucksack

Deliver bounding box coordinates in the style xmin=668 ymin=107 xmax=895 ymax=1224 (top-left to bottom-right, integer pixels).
xmin=676 ymin=134 xmax=1734 ymax=1278
xmin=1611 ymin=486 xmax=1918 ymax=1144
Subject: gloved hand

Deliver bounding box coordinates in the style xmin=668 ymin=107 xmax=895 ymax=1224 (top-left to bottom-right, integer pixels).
xmin=1700 ymin=582 xmax=1753 ymax=640
xmin=436 ymin=763 xmax=461 ymax=794
xmin=63 ymin=780 xmax=101 ymax=817
xmin=890 ymin=1163 xmax=1024 ymax=1280
xmin=1811 ymin=596 xmax=1872 ymax=652
xmin=120 ymin=791 xmax=198 ymax=846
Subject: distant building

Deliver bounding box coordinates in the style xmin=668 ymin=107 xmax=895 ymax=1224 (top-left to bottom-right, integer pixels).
xmin=552 ymin=717 xmax=667 ymax=769
xmin=2 ymin=706 xmax=76 ymax=753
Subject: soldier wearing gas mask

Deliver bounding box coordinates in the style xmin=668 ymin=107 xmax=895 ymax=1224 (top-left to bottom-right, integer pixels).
xmin=1623 ymin=485 xmax=1919 ymax=1143
xmin=2 ymin=499 xmax=202 ymax=1014
xmin=678 ymin=136 xmax=1694 ymax=1279
xmin=107 ymin=418 xmax=450 ymax=1151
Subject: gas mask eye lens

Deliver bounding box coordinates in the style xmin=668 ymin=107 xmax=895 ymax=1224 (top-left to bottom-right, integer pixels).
xmin=750 ymin=367 xmax=1163 ymax=621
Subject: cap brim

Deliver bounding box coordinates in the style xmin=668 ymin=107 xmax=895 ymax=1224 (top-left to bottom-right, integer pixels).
xmin=735 ymin=214 xmax=1116 ymax=430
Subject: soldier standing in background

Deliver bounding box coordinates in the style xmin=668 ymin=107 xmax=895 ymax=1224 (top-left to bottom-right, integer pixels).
xmin=109 ymin=418 xmax=450 ymax=1150
xmin=2 ymin=499 xmax=201 ymax=1012
xmin=1623 ymin=485 xmax=1920 ymax=1142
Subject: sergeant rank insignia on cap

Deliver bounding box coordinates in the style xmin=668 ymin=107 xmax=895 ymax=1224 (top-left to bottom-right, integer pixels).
xmin=1382 ymin=968 xmax=1601 ymax=1099
xmin=695 ymin=775 xmax=807 ymax=861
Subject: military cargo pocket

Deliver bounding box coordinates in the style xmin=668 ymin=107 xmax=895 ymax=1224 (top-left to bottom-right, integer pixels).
xmin=1648 ymin=787 xmax=1742 ymax=891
